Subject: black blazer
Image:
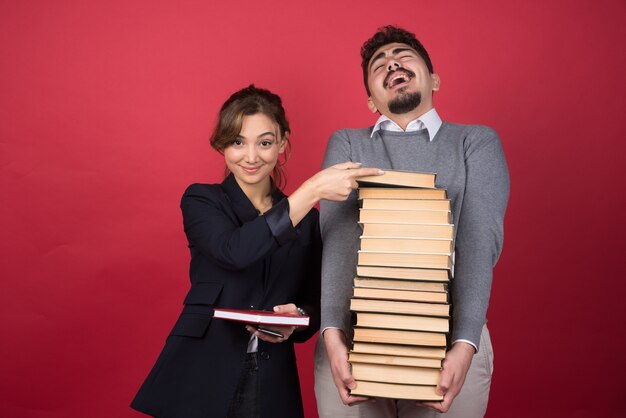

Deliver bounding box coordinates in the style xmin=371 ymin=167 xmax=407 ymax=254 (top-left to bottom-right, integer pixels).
xmin=131 ymin=174 xmax=321 ymax=418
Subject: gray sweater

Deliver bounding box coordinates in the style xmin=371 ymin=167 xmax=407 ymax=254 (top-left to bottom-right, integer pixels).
xmin=320 ymin=122 xmax=509 ymax=349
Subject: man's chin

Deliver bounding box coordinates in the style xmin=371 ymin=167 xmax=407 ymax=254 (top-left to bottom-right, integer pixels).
xmin=388 ymin=91 xmax=422 ymax=114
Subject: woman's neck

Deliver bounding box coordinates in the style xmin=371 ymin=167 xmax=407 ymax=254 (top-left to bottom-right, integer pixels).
xmin=237 ymin=178 xmax=273 ymax=213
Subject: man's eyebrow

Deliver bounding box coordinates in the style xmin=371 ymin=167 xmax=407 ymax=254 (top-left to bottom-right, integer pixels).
xmin=392 ymin=47 xmax=415 ymax=56
xmin=369 ymin=47 xmax=417 ymax=70
xmin=369 ymin=52 xmax=386 ymax=69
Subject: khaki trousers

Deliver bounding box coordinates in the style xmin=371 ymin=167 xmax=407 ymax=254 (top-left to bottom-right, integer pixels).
xmin=314 ymin=325 xmax=494 ymax=418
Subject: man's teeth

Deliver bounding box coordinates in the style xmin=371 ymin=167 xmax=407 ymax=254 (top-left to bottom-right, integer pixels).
xmin=389 ymin=74 xmax=408 ymax=86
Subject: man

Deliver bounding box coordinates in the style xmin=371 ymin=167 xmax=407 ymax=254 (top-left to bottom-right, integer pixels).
xmin=314 ymin=25 xmax=509 ymax=418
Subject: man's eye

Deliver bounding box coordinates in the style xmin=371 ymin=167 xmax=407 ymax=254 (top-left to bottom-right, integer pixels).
xmin=374 ymin=64 xmax=384 ymax=72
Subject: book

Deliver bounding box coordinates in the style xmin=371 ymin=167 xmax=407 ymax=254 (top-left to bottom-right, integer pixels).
xmin=212 ymin=308 xmax=309 ymax=326
xmin=351 ymin=342 xmax=446 ymax=359
xmin=361 ymin=198 xmax=451 ymax=211
xmin=351 ymin=380 xmax=443 ymax=401
xmin=359 ymin=209 xmax=452 ymax=225
xmin=354 ymin=277 xmax=448 ymax=293
xmin=348 ymin=352 xmax=442 ymax=368
xmin=350 ymin=298 xmax=450 ymax=317
xmin=359 ymin=237 xmax=453 ymax=254
xmin=361 ymin=223 xmax=454 ymax=240
xmin=357 ymin=169 xmax=436 ymax=189
xmin=359 ymin=187 xmax=447 ymax=200
xmin=356 ymin=266 xmax=450 ymax=282
xmin=353 ymin=327 xmax=447 ymax=347
xmin=355 ymin=312 xmax=449 ymax=333
xmin=353 ymin=287 xmax=448 ymax=304
xmin=351 ymin=362 xmax=441 ymax=385
xmin=358 ymin=251 xmax=452 ymax=270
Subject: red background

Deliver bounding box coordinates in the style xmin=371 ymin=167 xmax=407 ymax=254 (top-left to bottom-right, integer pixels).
xmin=1 ymin=1 xmax=625 ymax=417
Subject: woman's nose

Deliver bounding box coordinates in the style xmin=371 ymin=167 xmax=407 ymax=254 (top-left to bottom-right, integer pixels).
xmin=245 ymin=144 xmax=258 ymax=162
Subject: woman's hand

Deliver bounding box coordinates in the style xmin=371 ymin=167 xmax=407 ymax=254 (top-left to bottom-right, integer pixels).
xmin=306 ymin=162 xmax=384 ymax=202
xmin=244 ymin=303 xmax=303 ymax=344
xmin=287 ymin=162 xmax=384 ymax=227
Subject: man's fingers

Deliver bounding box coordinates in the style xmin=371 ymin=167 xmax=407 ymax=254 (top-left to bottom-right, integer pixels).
xmin=421 ymin=397 xmax=451 ymax=413
xmin=436 ymin=367 xmax=453 ymax=395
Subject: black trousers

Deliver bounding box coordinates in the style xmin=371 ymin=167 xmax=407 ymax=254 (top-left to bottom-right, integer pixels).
xmin=226 ymin=352 xmax=260 ymax=418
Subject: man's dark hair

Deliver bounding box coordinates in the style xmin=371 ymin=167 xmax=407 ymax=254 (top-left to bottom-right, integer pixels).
xmin=361 ymin=25 xmax=434 ymax=96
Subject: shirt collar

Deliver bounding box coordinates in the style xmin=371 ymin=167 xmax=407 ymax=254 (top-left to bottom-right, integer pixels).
xmin=370 ymin=108 xmax=442 ymax=141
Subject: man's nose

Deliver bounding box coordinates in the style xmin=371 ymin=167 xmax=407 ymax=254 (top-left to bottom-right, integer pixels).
xmin=387 ymin=60 xmax=400 ymax=71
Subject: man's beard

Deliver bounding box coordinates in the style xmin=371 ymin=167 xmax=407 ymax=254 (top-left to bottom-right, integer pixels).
xmin=388 ymin=90 xmax=422 ymax=114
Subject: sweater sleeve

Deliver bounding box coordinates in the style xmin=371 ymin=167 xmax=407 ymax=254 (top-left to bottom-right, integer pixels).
xmin=452 ymin=127 xmax=510 ymax=349
xmin=319 ymin=131 xmax=362 ymax=335
xmin=181 ymin=184 xmax=298 ymax=271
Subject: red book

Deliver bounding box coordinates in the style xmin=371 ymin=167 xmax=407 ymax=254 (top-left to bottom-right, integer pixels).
xmin=213 ymin=308 xmax=310 ymax=327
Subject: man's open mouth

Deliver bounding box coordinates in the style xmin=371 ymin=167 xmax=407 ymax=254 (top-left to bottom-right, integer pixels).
xmin=384 ymin=69 xmax=414 ymax=89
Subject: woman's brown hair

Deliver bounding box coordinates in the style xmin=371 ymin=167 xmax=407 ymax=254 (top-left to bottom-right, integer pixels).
xmin=210 ymin=85 xmax=291 ymax=189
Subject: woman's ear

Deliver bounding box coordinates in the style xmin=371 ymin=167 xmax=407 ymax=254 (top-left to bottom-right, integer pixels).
xmin=279 ymin=132 xmax=289 ymax=153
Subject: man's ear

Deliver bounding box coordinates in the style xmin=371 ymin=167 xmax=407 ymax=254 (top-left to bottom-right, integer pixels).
xmin=367 ymin=97 xmax=378 ymax=113
xmin=431 ymin=73 xmax=441 ymax=92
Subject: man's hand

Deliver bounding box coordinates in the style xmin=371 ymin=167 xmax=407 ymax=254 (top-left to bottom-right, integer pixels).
xmin=420 ymin=342 xmax=474 ymax=412
xmin=323 ymin=328 xmax=370 ymax=406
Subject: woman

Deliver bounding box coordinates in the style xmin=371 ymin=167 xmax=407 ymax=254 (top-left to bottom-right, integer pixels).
xmin=131 ymin=85 xmax=381 ymax=418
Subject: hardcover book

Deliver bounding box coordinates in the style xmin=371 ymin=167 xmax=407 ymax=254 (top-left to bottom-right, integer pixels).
xmin=353 ymin=327 xmax=447 ymax=347
xmin=359 ymin=209 xmax=452 ymax=225
xmin=348 ymin=352 xmax=442 ymax=368
xmin=361 ymin=198 xmax=451 ymax=211
xmin=357 ymin=169 xmax=436 ymax=189
xmin=212 ymin=308 xmax=309 ymax=326
xmin=361 ymin=223 xmax=454 ymax=240
xmin=355 ymin=312 xmax=449 ymax=333
xmin=359 ymin=187 xmax=447 ymax=200
xmin=351 ymin=342 xmax=446 ymax=359
xmin=354 ymin=277 xmax=448 ymax=292
xmin=352 ymin=287 xmax=448 ymax=304
xmin=350 ymin=298 xmax=450 ymax=317
xmin=351 ymin=380 xmax=443 ymax=401
xmin=351 ymin=362 xmax=441 ymax=385
xmin=356 ymin=266 xmax=451 ymax=282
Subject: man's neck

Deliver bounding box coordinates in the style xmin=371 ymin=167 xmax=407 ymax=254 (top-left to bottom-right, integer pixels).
xmin=384 ymin=106 xmax=433 ymax=130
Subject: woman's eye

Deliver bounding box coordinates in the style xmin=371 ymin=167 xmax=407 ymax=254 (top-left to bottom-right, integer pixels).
xmin=231 ymin=140 xmax=243 ymax=146
xmin=260 ymin=140 xmax=273 ymax=147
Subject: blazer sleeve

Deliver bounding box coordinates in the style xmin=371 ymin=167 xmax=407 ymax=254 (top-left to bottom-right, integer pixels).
xmin=181 ymin=184 xmax=298 ymax=271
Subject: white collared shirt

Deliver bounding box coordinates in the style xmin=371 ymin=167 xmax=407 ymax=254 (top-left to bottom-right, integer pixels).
xmin=371 ymin=108 xmax=442 ymax=141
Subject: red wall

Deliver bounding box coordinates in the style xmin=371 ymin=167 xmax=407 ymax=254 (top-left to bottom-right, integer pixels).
xmin=1 ymin=1 xmax=625 ymax=417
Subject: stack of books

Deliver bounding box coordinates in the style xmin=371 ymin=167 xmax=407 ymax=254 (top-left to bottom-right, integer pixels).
xmin=348 ymin=170 xmax=453 ymax=401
